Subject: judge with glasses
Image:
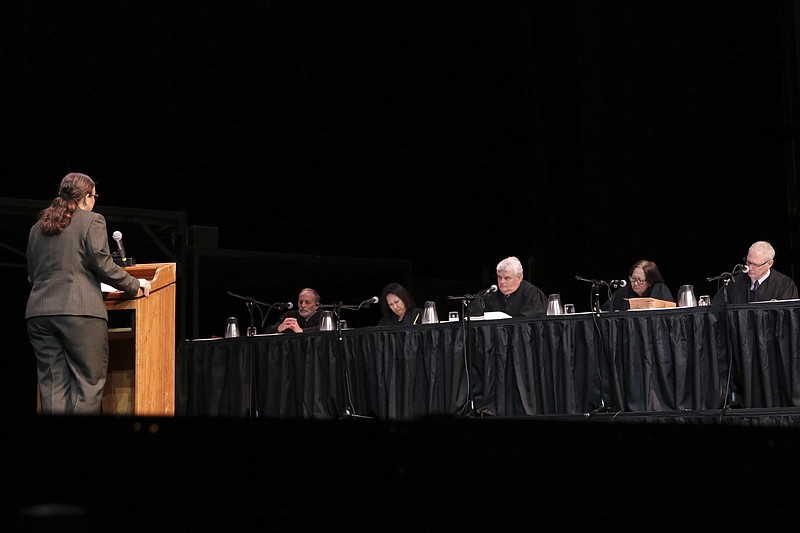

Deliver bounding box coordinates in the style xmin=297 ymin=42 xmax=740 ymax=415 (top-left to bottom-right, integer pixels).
xmin=603 ymin=259 xmax=674 ymax=311
xmin=711 ymin=241 xmax=798 ymax=305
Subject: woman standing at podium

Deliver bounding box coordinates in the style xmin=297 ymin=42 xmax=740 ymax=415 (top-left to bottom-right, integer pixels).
xmin=25 ymin=172 xmax=151 ymax=415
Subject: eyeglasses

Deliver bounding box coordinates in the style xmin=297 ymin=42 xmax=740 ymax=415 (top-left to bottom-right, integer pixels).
xmin=743 ymin=256 xmax=769 ymax=268
xmin=629 ymin=276 xmax=647 ymax=285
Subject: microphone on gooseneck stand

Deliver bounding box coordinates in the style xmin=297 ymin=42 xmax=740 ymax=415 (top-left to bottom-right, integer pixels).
xmin=573 ymin=274 xmax=614 ymax=414
xmin=478 ymin=284 xmax=498 ymax=297
xmin=359 ymin=296 xmax=379 ymax=308
xmin=111 ymin=231 xmax=136 ymax=267
xmin=706 ymin=264 xmax=749 ymax=283
xmin=271 ymin=302 xmax=294 ymax=310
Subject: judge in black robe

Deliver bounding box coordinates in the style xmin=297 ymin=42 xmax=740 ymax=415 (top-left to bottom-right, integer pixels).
xmin=465 ymin=256 xmax=547 ymax=415
xmin=602 ymin=259 xmax=674 ymax=311
xmin=264 ymin=287 xmax=323 ymax=333
xmin=603 ymin=282 xmax=674 ymax=312
xmin=378 ymin=282 xmax=423 ymax=326
xmin=264 ymin=308 xmax=322 ymax=333
xmin=476 ymin=279 xmax=547 ymax=317
xmin=712 ymin=269 xmax=798 ymax=305
xmin=469 ymin=256 xmax=548 ymax=318
xmin=711 ymin=241 xmax=798 ymax=305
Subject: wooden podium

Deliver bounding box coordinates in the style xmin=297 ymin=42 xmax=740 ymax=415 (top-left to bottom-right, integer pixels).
xmin=103 ymin=262 xmax=176 ymax=416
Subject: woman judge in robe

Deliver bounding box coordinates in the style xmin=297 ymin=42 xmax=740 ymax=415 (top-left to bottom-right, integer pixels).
xmin=603 ymin=259 xmax=674 ymax=311
xmin=378 ymin=282 xmax=422 ymax=326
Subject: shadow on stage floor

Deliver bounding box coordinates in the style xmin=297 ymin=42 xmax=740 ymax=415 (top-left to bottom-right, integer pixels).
xmin=4 ymin=409 xmax=800 ymax=532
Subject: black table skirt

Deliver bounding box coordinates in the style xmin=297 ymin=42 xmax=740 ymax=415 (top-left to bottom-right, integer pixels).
xmin=176 ymin=301 xmax=800 ymax=418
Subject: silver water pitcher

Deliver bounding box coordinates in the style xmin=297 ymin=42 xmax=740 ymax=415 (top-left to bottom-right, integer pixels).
xmin=421 ymin=301 xmax=439 ymax=324
xmin=677 ymin=284 xmax=697 ymax=307
xmin=319 ymin=310 xmax=335 ymax=331
xmin=224 ymin=317 xmax=240 ymax=338
xmin=546 ymin=294 xmax=563 ymax=315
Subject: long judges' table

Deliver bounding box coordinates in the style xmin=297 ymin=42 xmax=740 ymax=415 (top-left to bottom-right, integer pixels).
xmin=176 ymin=301 xmax=800 ymax=418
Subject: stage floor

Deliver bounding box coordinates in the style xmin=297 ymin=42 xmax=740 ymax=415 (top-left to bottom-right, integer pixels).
xmin=3 ymin=409 xmax=800 ymax=531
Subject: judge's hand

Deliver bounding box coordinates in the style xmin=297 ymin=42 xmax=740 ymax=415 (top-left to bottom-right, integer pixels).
xmin=277 ymin=317 xmax=303 ymax=333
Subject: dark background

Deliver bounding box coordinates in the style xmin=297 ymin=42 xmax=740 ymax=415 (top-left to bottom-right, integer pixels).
xmin=2 ymin=1 xmax=800 ymax=414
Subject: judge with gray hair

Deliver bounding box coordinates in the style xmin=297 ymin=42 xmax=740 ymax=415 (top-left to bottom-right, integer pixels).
xmin=471 ymin=256 xmax=547 ymax=317
xmin=712 ymin=240 xmax=798 ymax=305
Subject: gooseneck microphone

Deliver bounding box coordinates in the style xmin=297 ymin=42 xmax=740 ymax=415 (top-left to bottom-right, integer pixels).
xmin=575 ymin=275 xmax=604 ymax=285
xmin=575 ymin=277 xmax=626 ymax=289
xmin=272 ymin=302 xmax=294 ymax=310
xmin=112 ymin=230 xmax=126 ymax=258
xmin=360 ymin=296 xmax=379 ymax=308
xmin=479 ymin=284 xmax=498 ymax=297
xmin=706 ymin=264 xmax=749 ymax=282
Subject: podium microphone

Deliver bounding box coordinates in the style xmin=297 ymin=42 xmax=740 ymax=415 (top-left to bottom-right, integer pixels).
xmin=111 ymin=230 xmax=135 ymax=266
xmin=112 ymin=231 xmax=126 ymax=258
xmin=272 ymin=302 xmax=294 ymax=310
xmin=610 ymin=279 xmax=627 ymax=288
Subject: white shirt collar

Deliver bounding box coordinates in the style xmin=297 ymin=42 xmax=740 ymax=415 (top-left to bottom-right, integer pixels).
xmin=753 ymin=270 xmax=770 ymax=289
